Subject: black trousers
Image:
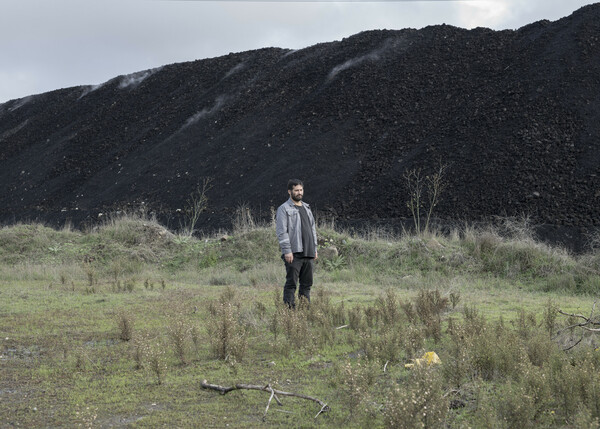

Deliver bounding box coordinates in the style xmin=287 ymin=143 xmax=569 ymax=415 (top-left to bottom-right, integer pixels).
xmin=282 ymin=255 xmax=314 ymax=307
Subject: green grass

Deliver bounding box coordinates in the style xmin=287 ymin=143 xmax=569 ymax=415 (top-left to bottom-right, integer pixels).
xmin=2 ymin=214 xmax=600 ymax=427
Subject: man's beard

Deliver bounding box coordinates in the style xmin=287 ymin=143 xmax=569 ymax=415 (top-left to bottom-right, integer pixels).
xmin=291 ymin=194 xmax=303 ymax=202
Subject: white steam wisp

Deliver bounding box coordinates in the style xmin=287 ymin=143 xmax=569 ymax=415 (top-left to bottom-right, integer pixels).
xmin=181 ymin=95 xmax=227 ymax=130
xmin=79 ymin=82 xmax=106 ymax=99
xmin=119 ymin=67 xmax=162 ymax=89
xmin=224 ymin=62 xmax=245 ymax=79
xmin=327 ymin=37 xmax=408 ymax=81
xmin=8 ymin=96 xmax=33 ymax=112
xmin=0 ymin=119 xmax=29 ymax=141
xmin=328 ymin=52 xmax=380 ymax=81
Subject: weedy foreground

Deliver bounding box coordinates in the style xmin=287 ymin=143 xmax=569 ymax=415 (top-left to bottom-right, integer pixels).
xmin=2 ymin=215 xmax=600 ymax=428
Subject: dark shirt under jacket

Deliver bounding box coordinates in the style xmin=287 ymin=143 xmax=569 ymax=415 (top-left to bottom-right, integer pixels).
xmin=295 ymin=204 xmax=316 ymax=258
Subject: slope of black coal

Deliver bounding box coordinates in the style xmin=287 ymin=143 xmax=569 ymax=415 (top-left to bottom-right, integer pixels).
xmin=1 ymin=4 xmax=600 ymax=246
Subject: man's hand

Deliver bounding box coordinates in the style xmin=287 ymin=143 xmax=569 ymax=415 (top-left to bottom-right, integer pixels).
xmin=314 ymin=250 xmax=318 ymax=260
xmin=284 ymin=253 xmax=294 ymax=263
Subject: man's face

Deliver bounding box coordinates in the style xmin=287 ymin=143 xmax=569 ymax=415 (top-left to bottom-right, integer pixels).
xmin=289 ymin=185 xmax=304 ymax=202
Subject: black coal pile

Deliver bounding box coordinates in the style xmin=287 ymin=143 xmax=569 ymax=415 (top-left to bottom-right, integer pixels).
xmin=1 ymin=4 xmax=600 ymax=248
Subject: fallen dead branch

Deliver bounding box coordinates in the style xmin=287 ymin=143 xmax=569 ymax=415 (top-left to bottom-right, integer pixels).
xmin=264 ymin=388 xmax=276 ymax=421
xmin=201 ymin=379 xmax=329 ymax=421
xmin=556 ymin=302 xmax=600 ymax=333
xmin=555 ymin=302 xmax=600 ymax=350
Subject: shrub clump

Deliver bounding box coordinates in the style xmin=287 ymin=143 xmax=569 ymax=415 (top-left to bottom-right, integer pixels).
xmin=384 ymin=367 xmax=447 ymax=429
xmin=115 ymin=309 xmax=134 ymax=341
xmin=207 ymin=301 xmax=248 ymax=363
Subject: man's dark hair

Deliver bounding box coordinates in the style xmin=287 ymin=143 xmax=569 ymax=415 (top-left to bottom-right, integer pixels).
xmin=287 ymin=179 xmax=304 ymax=190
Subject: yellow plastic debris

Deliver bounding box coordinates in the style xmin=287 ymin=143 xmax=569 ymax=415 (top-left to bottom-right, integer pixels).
xmin=422 ymin=351 xmax=441 ymax=364
xmin=404 ymin=351 xmax=441 ymax=369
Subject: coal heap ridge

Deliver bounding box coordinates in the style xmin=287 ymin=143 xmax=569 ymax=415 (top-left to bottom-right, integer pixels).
xmin=1 ymin=3 xmax=600 ymax=244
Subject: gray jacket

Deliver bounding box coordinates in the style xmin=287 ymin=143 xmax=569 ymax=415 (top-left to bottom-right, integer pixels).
xmin=276 ymin=198 xmax=317 ymax=255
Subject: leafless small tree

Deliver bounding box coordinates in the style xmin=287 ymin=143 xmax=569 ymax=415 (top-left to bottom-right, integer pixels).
xmin=183 ymin=177 xmax=213 ymax=236
xmin=404 ymin=162 xmax=448 ymax=235
xmin=232 ymin=202 xmax=255 ymax=233
xmin=405 ymin=168 xmax=425 ymax=234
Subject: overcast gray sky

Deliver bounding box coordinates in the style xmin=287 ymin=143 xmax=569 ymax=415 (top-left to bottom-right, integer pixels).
xmin=0 ymin=0 xmax=596 ymax=104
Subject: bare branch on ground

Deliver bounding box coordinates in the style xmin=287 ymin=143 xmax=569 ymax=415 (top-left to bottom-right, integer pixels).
xmin=201 ymin=379 xmax=329 ymax=420
xmin=555 ymin=302 xmax=600 ymax=350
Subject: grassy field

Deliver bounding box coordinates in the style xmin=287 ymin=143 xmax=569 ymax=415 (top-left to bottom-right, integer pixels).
xmin=2 ymin=215 xmax=600 ymax=428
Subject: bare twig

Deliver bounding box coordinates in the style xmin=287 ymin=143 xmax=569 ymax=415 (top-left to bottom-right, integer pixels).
xmin=562 ymin=335 xmax=584 ymax=351
xmin=558 ymin=303 xmax=600 ymax=324
xmin=557 ymin=308 xmax=599 ymax=324
xmin=424 ymin=162 xmax=448 ymax=233
xmin=554 ymin=321 xmax=599 ymax=337
xmin=383 ymin=360 xmax=389 ymax=373
xmin=443 ymin=388 xmax=461 ymax=398
xmin=404 ymin=162 xmax=448 ymax=235
xmin=263 ymin=387 xmax=276 ymax=421
xmin=335 ymin=324 xmax=349 ymax=330
xmin=201 ymin=379 xmax=329 ymax=419
xmin=183 ymin=177 xmax=213 ymax=236
xmin=556 ymin=322 xmax=600 ymax=334
xmin=555 ymin=303 xmax=600 ymax=350
xmin=272 ymin=392 xmax=283 ymax=406
xmin=261 ymin=384 xmax=283 ymax=406
xmin=200 ymin=380 xmax=236 ymax=394
xmin=315 ymin=403 xmax=329 ymax=419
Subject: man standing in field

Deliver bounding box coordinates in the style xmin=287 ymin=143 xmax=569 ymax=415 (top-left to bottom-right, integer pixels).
xmin=276 ymin=179 xmax=318 ymax=308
